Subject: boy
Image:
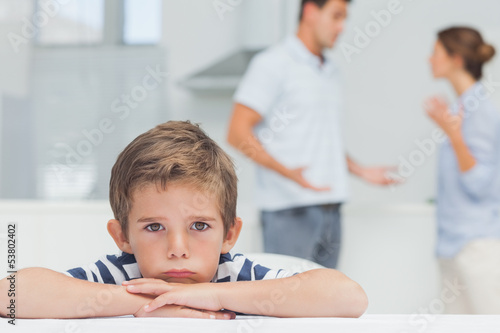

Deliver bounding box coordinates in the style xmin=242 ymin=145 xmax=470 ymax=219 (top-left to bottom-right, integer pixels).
xmin=0 ymin=121 xmax=367 ymax=319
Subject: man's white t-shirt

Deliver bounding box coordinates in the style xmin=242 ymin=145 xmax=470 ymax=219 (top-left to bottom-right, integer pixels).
xmin=234 ymin=35 xmax=349 ymax=211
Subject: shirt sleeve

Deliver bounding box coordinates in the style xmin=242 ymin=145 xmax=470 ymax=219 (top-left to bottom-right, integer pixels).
xmin=233 ymin=51 xmax=285 ymax=117
xmin=458 ymin=107 xmax=500 ymax=199
xmin=65 ymin=252 xmax=141 ymax=285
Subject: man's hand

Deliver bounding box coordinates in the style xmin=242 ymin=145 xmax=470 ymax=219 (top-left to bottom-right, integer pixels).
xmin=358 ymin=166 xmax=401 ymax=185
xmin=347 ymin=156 xmax=401 ymax=186
xmin=123 ymin=279 xmax=235 ymax=319
xmin=285 ymin=167 xmax=331 ymax=191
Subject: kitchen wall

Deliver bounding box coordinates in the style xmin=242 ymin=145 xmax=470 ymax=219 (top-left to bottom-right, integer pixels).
xmin=0 ymin=1 xmax=34 ymax=198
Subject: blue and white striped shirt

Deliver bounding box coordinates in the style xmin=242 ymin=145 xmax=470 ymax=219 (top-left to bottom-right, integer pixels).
xmin=65 ymin=252 xmax=294 ymax=285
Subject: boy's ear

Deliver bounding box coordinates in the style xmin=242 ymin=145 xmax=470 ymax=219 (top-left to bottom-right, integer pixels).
xmin=107 ymin=219 xmax=133 ymax=254
xmin=221 ymin=217 xmax=243 ymax=254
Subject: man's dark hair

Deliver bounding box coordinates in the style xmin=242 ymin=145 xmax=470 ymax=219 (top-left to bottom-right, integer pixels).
xmin=299 ymin=0 xmax=351 ymax=21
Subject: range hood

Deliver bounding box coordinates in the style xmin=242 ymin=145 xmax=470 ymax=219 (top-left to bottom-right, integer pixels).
xmin=178 ymin=48 xmax=263 ymax=93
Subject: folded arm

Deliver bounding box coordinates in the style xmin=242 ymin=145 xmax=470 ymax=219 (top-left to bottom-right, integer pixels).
xmin=126 ymin=268 xmax=368 ymax=318
xmin=0 ymin=268 xmax=231 ymax=319
xmin=0 ymin=268 xmax=152 ymax=318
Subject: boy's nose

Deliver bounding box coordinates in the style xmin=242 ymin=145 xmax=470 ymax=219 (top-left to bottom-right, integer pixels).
xmin=167 ymin=233 xmax=189 ymax=259
xmin=167 ymin=232 xmax=190 ymax=259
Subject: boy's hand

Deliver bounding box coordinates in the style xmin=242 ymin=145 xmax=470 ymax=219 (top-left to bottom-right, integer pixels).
xmin=133 ymin=303 xmax=234 ymax=319
xmin=123 ymin=279 xmax=235 ymax=319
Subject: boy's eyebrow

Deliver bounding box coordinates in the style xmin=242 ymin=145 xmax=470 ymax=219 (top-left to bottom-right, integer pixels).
xmin=136 ymin=216 xmax=217 ymax=223
xmin=137 ymin=216 xmax=168 ymax=223
xmin=188 ymin=215 xmax=217 ymax=222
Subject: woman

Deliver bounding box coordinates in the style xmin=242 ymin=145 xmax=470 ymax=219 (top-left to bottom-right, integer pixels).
xmin=426 ymin=26 xmax=500 ymax=314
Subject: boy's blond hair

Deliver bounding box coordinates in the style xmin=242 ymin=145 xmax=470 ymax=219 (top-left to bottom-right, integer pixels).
xmin=109 ymin=121 xmax=237 ymax=238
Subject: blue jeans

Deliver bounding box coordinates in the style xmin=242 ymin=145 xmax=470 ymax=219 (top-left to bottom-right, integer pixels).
xmin=261 ymin=203 xmax=342 ymax=269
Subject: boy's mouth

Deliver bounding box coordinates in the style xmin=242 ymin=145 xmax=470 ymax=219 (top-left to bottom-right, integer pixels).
xmin=163 ymin=269 xmax=195 ymax=278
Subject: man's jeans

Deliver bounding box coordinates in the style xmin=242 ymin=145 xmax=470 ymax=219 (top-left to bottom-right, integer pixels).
xmin=261 ymin=203 xmax=342 ymax=269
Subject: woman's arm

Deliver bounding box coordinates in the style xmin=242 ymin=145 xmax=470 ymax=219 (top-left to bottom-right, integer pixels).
xmin=447 ymin=132 xmax=476 ymax=172
xmin=425 ymin=97 xmax=476 ymax=172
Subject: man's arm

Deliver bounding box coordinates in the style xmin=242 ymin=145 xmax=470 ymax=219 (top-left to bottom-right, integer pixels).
xmin=125 ymin=268 xmax=368 ymax=318
xmin=227 ymin=103 xmax=330 ymax=191
xmin=0 ymin=268 xmax=231 ymax=319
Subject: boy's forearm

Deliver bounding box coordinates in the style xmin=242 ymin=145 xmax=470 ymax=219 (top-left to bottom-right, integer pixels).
xmin=217 ymin=269 xmax=368 ymax=318
xmin=0 ymin=268 xmax=152 ymax=319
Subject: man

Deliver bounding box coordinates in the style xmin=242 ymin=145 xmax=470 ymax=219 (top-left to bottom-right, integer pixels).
xmin=227 ymin=0 xmax=397 ymax=268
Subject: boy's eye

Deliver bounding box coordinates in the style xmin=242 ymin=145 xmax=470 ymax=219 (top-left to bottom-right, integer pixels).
xmin=191 ymin=222 xmax=208 ymax=231
xmin=146 ymin=223 xmax=164 ymax=232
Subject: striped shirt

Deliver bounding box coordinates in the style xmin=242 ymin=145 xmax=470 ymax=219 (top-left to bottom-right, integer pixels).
xmin=65 ymin=252 xmax=294 ymax=285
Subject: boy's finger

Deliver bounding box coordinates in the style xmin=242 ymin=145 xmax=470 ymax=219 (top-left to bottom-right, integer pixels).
xmin=222 ymin=310 xmax=237 ymax=319
xmin=126 ymin=283 xmax=172 ymax=295
xmin=144 ymin=294 xmax=174 ymax=312
xmin=123 ymin=278 xmax=162 ymax=285
xmin=180 ymin=308 xmax=233 ymax=320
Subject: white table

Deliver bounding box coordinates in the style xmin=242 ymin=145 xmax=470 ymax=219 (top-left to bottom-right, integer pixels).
xmin=2 ymin=315 xmax=500 ymax=333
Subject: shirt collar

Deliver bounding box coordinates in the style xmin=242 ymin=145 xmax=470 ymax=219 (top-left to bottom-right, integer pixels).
xmin=454 ymin=81 xmax=482 ymax=114
xmin=285 ymin=35 xmax=333 ymax=71
xmin=459 ymin=81 xmax=482 ymax=101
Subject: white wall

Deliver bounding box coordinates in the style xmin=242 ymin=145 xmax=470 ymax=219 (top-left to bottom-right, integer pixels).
xmin=0 ymin=0 xmax=32 ymax=97
xmin=242 ymin=0 xmax=289 ymax=49
xmin=0 ymin=0 xmax=35 ymax=198
xmin=161 ymin=0 xmax=260 ymax=205
xmin=0 ymin=92 xmax=2 ymax=192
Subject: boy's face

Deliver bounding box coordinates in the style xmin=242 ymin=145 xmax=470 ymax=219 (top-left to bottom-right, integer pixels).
xmin=108 ymin=183 xmax=241 ymax=284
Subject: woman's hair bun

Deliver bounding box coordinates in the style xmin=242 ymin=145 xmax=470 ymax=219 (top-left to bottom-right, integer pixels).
xmin=479 ymin=43 xmax=496 ymax=63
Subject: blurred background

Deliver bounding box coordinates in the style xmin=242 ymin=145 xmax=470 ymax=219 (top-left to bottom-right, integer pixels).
xmin=0 ymin=0 xmax=499 ymax=315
